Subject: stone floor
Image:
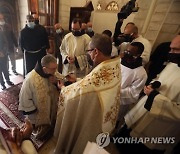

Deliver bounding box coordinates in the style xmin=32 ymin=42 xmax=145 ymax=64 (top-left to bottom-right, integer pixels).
xmin=38 ymin=137 xmax=120 ymax=154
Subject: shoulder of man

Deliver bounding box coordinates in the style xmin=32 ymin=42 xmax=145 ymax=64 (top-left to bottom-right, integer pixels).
xmin=21 ymin=25 xmax=29 ymax=32
xmin=134 ymin=35 xmax=152 ymax=48
xmin=82 ymin=33 xmax=91 ymax=41
xmin=64 ymin=32 xmax=73 ymax=39
xmin=36 ymin=24 xmax=46 ymax=30
xmin=135 ymin=35 xmax=151 ymax=43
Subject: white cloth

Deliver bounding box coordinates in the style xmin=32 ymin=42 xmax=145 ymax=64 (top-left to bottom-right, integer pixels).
xmin=120 ymin=64 xmax=147 ymax=105
xmin=118 ymin=63 xmax=147 ymax=121
xmin=111 ymin=44 xmax=118 ymax=57
xmin=54 ymin=57 xmax=121 ymax=154
xmin=18 ymin=70 xmax=59 ymax=127
xmin=60 ymin=33 xmax=91 ymax=78
xmin=125 ymin=62 xmax=180 ymax=152
xmin=133 ymin=35 xmax=152 ymax=66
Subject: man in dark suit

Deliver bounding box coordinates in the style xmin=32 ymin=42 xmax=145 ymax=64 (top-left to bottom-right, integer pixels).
xmin=0 ymin=13 xmax=14 ymax=90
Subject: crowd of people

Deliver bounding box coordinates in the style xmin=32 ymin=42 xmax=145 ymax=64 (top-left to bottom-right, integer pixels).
xmin=0 ymin=12 xmax=179 ymax=154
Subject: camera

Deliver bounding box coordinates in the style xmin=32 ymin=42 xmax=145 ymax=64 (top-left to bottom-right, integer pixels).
xmin=118 ymin=0 xmax=139 ymax=19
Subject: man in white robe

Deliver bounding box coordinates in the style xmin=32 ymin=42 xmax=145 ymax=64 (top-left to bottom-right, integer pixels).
xmin=118 ymin=42 xmax=147 ymax=124
xmin=54 ymin=34 xmax=121 ymax=154
xmin=119 ymin=23 xmax=152 ymax=66
xmin=19 ymin=55 xmax=59 ymax=139
xmin=117 ymin=35 xmax=180 ymax=154
xmin=60 ymin=18 xmax=91 ymax=78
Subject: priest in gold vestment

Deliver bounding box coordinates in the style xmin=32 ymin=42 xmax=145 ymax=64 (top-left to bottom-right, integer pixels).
xmin=19 ymin=55 xmax=59 ymax=139
xmin=54 ymin=34 xmax=121 ymax=154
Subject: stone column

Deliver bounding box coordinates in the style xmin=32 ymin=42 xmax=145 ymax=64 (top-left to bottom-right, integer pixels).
xmin=58 ymin=0 xmax=71 ymax=30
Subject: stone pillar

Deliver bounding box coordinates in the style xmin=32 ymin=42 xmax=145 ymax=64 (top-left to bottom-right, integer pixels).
xmin=18 ymin=0 xmax=28 ymax=30
xmin=58 ymin=0 xmax=71 ymax=30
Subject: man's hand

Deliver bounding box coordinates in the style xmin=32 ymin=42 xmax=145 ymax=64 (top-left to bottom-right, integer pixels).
xmin=144 ymin=85 xmax=154 ymax=96
xmin=20 ymin=119 xmax=33 ymax=140
xmin=57 ymin=80 xmax=65 ymax=89
xmin=12 ymin=127 xmax=23 ymax=147
xmin=11 ymin=119 xmax=33 ymax=147
xmin=66 ymin=73 xmax=76 ymax=83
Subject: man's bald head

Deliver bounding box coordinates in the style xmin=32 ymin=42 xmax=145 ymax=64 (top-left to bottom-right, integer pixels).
xmin=54 ymin=23 xmax=62 ymax=30
xmin=170 ymin=34 xmax=180 ymax=54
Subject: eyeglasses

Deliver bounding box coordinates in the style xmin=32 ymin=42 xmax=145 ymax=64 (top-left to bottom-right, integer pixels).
xmin=86 ymin=48 xmax=95 ymax=52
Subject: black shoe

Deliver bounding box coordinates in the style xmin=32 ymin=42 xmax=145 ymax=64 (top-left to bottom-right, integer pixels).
xmin=6 ymin=81 xmax=14 ymax=86
xmin=13 ymin=71 xmax=18 ymax=75
xmin=1 ymin=85 xmax=6 ymax=90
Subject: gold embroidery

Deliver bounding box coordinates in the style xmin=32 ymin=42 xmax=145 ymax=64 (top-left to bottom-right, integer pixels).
xmin=62 ymin=64 xmax=120 ymax=96
xmin=58 ymin=92 xmax=65 ymax=108
xmin=103 ymin=85 xmax=120 ymax=126
xmin=59 ymin=58 xmax=121 ymax=132
xmin=31 ymin=71 xmax=50 ymax=126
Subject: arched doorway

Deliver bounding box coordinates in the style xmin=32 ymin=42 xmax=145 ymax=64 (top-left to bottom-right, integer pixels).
xmin=0 ymin=1 xmax=19 ymax=37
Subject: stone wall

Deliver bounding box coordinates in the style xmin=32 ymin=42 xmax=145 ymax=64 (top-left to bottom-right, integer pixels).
xmin=17 ymin=0 xmax=28 ymax=30
xmin=133 ymin=0 xmax=180 ymax=50
xmin=58 ymin=0 xmax=71 ymax=30
xmin=155 ymin=0 xmax=180 ymax=48
xmin=58 ymin=0 xmax=136 ymax=33
xmin=17 ymin=0 xmax=180 ymax=50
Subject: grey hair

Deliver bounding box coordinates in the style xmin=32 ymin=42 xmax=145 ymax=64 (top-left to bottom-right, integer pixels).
xmin=41 ymin=54 xmax=57 ymax=67
xmin=90 ymin=34 xmax=112 ymax=56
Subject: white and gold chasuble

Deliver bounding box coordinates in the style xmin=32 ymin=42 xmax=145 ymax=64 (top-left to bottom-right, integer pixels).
xmin=19 ymin=70 xmax=59 ymax=127
xmin=125 ymin=63 xmax=180 ymax=152
xmin=54 ymin=57 xmax=121 ymax=154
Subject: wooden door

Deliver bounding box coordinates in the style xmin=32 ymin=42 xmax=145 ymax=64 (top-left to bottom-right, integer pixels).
xmin=28 ymin=0 xmax=59 ymax=37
